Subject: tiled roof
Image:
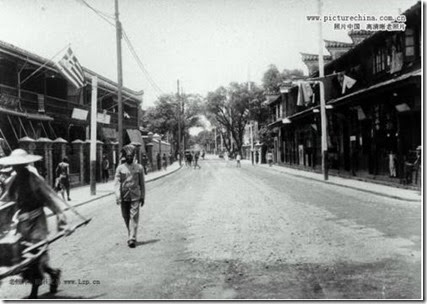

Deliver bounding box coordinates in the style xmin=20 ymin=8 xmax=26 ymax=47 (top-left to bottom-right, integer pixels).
xmin=348 ymin=30 xmax=372 ymax=37
xmin=300 ymin=53 xmax=332 ymax=62
xmin=324 ymin=40 xmax=354 ymax=48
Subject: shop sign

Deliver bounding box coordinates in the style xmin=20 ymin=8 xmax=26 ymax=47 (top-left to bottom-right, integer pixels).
xmin=97 ymin=112 xmax=111 ymax=124
xmin=72 ymin=108 xmax=88 ymax=121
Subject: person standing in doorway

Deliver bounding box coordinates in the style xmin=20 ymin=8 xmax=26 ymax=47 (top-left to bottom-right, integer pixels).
xmin=114 ymin=145 xmax=145 ymax=248
xmin=102 ymin=154 xmax=110 ymax=183
xmin=55 ymin=156 xmax=71 ymax=201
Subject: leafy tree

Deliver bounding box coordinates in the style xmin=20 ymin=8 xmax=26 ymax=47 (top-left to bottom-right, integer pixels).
xmin=205 ymin=82 xmax=265 ymax=155
xmin=141 ymin=93 xmax=203 ymax=152
xmin=262 ymin=64 xmax=282 ymax=93
xmin=282 ymin=68 xmax=304 ymax=79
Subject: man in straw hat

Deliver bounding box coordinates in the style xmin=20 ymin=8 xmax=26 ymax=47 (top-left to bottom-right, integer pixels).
xmin=0 ymin=148 xmax=72 ymax=298
xmin=114 ymin=144 xmax=145 ymax=248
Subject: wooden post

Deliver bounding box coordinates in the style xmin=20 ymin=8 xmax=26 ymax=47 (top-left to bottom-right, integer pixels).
xmin=90 ymin=76 xmax=98 ymax=195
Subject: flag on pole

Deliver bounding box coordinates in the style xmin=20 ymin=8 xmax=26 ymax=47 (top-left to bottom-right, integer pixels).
xmin=55 ymin=47 xmax=85 ymax=89
xmin=341 ymin=74 xmax=357 ymax=94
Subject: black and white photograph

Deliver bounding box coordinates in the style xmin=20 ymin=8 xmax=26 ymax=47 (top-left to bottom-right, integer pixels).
xmin=0 ymin=0 xmax=422 ymax=300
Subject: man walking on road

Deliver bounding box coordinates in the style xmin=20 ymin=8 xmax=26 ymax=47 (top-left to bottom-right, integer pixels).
xmin=236 ymin=153 xmax=241 ymax=168
xmin=114 ymin=145 xmax=145 ymax=248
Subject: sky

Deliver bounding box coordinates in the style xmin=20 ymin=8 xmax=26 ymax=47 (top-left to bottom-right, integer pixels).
xmin=0 ymin=0 xmax=418 ymax=111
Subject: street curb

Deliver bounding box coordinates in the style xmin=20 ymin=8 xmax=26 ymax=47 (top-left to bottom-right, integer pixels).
xmin=256 ymin=164 xmax=421 ymax=202
xmin=145 ymin=164 xmax=183 ymax=183
xmin=50 ymin=165 xmax=183 ymax=216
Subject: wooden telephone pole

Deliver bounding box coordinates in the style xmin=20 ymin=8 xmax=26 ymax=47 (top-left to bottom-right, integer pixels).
xmin=115 ymin=0 xmax=124 ymax=154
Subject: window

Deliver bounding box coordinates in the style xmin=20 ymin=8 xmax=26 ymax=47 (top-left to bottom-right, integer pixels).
xmin=373 ymin=48 xmax=388 ymax=74
xmin=405 ymin=28 xmax=415 ymax=58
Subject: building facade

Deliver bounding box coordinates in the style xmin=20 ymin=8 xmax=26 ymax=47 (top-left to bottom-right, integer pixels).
xmin=267 ymin=2 xmax=421 ymax=187
xmin=0 ymin=41 xmax=144 ymax=186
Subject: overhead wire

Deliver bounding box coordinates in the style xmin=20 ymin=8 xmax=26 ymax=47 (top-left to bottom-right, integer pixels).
xmin=121 ymin=29 xmax=164 ymax=96
xmin=76 ymin=0 xmax=166 ymax=100
xmin=76 ymin=0 xmax=115 ymax=26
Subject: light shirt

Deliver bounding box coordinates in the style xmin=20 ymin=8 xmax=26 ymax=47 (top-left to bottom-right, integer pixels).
xmin=114 ymin=162 xmax=145 ymax=202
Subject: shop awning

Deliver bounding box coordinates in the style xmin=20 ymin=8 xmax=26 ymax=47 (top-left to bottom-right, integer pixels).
xmin=329 ymin=69 xmax=421 ymax=106
xmin=0 ymin=106 xmax=53 ymax=121
xmin=126 ymin=129 xmax=146 ymax=153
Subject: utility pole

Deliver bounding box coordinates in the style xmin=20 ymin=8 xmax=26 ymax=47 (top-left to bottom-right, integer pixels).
xmin=214 ymin=127 xmax=217 ymax=154
xmin=115 ymin=0 xmax=124 ymax=154
xmin=177 ymin=79 xmax=182 ymax=166
xmin=90 ymin=76 xmax=98 ymax=195
xmin=250 ymin=122 xmax=254 ymax=165
xmin=318 ymin=0 xmax=328 ymax=180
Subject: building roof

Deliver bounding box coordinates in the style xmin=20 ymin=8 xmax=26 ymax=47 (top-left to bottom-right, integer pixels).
xmin=324 ymin=40 xmax=354 ymax=48
xmin=347 ymin=30 xmax=372 ymax=38
xmin=0 ymin=40 xmax=143 ymax=102
xmin=300 ymin=53 xmax=332 ymax=62
xmin=314 ymin=1 xmax=421 ymax=77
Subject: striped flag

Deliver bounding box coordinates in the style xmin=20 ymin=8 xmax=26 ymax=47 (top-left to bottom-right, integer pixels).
xmin=55 ymin=47 xmax=85 ymax=89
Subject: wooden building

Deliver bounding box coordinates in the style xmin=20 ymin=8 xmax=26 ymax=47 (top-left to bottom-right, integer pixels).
xmin=0 ymin=41 xmax=144 ymax=186
xmin=267 ymin=2 xmax=421 ymax=187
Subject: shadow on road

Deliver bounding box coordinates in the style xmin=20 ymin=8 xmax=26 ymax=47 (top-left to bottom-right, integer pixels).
xmin=135 ymin=239 xmax=160 ymax=247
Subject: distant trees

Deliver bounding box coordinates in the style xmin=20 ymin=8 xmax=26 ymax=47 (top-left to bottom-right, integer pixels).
xmin=141 ymin=93 xmax=203 ymax=152
xmin=205 ymin=82 xmax=265 ymax=155
xmin=262 ymin=64 xmax=304 ymax=93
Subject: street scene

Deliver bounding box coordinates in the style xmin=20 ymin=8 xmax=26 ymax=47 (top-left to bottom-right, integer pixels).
xmin=0 ymin=157 xmax=421 ymax=299
xmin=0 ymin=0 xmax=423 ymax=300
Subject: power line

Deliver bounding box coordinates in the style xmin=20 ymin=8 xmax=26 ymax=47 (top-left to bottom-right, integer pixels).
xmin=122 ymin=29 xmax=165 ymax=97
xmin=76 ymin=0 xmax=165 ymax=100
xmin=122 ymin=30 xmax=163 ymax=96
xmin=76 ymin=0 xmax=115 ymax=27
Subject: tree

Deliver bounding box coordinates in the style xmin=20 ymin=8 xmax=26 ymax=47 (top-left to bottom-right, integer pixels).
xmin=141 ymin=93 xmax=203 ymax=152
xmin=282 ymin=68 xmax=304 ymax=79
xmin=262 ymin=64 xmax=282 ymax=93
xmin=205 ymin=82 xmax=264 ymax=155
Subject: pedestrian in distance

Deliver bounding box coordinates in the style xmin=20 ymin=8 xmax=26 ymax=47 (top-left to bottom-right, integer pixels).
xmin=236 ymin=153 xmax=241 ymax=168
xmin=0 ymin=149 xmax=72 ymax=299
xmin=141 ymin=153 xmax=148 ymax=175
xmin=55 ymin=156 xmax=71 ymax=201
xmin=114 ymin=145 xmax=145 ymax=248
xmin=162 ymin=153 xmax=167 ymax=171
xmin=156 ymin=152 xmax=161 ymax=171
xmin=186 ymin=151 xmax=193 ymax=168
xmin=102 ymin=154 xmax=110 ymax=183
xmin=267 ymin=150 xmax=273 ymax=167
xmin=193 ymin=151 xmax=201 ymax=169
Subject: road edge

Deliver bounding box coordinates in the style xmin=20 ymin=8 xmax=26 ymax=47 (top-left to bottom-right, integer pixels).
xmin=57 ymin=164 xmax=184 ymax=214
xmin=256 ymin=165 xmax=421 ymax=202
